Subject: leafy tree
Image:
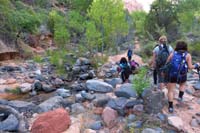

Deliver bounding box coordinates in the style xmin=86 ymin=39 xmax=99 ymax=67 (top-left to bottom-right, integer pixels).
xmin=145 ymin=0 xmax=180 ymax=42
xmin=87 ymin=0 xmax=128 ymax=53
xmin=130 ymin=11 xmax=147 ymax=35
xmin=48 ymin=10 xmax=69 ymax=47
xmin=85 ymin=21 xmax=101 ymax=55
xmin=176 ymin=0 xmax=200 ymax=32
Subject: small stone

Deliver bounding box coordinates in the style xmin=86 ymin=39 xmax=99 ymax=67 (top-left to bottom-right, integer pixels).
xmin=191 ymin=119 xmax=199 ymax=127
xmin=127 ymin=114 xmax=136 ymax=123
xmin=89 ymin=121 xmax=102 ymax=130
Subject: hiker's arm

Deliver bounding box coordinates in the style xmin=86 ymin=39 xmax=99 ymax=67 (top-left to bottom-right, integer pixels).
xmin=151 ymin=52 xmax=156 ymax=67
xmin=166 ymin=53 xmax=173 ymax=63
xmin=187 ymin=54 xmax=197 ymax=69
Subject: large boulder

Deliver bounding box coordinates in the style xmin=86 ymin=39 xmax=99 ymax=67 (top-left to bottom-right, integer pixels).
xmin=102 ymin=107 xmax=118 ymax=128
xmin=93 ymin=94 xmax=110 ymax=107
xmin=7 ymin=100 xmax=36 ymax=113
xmin=107 ymin=97 xmax=127 ymax=116
xmin=86 ymin=80 xmax=113 ymax=93
xmin=115 ymin=83 xmax=137 ymax=98
xmin=0 ymin=105 xmax=28 ymax=132
xmin=168 ymin=116 xmax=183 ymax=131
xmin=104 ymin=78 xmax=122 ymax=88
xmin=31 ymin=108 xmax=71 ymax=133
xmin=193 ymin=81 xmax=200 ymax=90
xmin=36 ymin=96 xmax=64 ymax=113
xmin=142 ymin=89 xmax=164 ymax=114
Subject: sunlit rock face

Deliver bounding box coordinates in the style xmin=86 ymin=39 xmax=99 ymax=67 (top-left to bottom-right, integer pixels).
xmin=123 ymin=0 xmax=143 ymax=12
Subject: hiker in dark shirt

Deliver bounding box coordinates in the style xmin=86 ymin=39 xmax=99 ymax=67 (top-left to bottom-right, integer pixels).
xmin=166 ymin=41 xmax=199 ymax=113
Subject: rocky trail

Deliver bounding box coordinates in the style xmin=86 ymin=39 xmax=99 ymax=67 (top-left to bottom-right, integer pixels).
xmin=0 ymin=47 xmax=200 ymax=132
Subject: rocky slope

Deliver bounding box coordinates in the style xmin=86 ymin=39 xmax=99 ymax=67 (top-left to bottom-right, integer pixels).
xmin=1 ymin=49 xmax=200 ymax=132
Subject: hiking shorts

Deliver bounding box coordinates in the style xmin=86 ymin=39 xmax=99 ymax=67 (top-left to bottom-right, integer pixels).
xmin=168 ymin=74 xmax=187 ymax=84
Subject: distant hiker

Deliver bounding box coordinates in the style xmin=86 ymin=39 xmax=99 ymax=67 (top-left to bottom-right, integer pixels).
xmin=127 ymin=47 xmax=133 ymax=62
xmin=117 ymin=57 xmax=131 ymax=83
xmin=151 ymin=35 xmax=174 ymax=90
xmin=166 ymin=41 xmax=199 ymax=113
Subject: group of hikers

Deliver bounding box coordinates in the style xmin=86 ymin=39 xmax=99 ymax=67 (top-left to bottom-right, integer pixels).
xmin=117 ymin=35 xmax=200 ymax=113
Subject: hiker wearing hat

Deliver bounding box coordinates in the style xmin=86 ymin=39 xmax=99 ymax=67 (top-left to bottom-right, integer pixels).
xmin=166 ymin=41 xmax=199 ymax=113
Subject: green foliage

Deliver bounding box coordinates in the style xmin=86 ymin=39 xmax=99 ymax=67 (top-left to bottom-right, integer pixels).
xmin=130 ymin=11 xmax=147 ymax=35
xmin=145 ymin=0 xmax=180 ymax=42
xmin=177 ymin=0 xmax=200 ymax=32
xmin=33 ymin=55 xmax=43 ymax=63
xmin=0 ymin=0 xmax=45 ymax=43
xmin=12 ymin=9 xmax=41 ymax=33
xmin=87 ymin=0 xmax=129 ymax=52
xmin=85 ymin=21 xmax=102 ymax=55
xmin=139 ymin=41 xmax=155 ymax=60
xmin=48 ymin=50 xmax=67 ymax=75
xmin=5 ymin=87 xmax=22 ymax=94
xmin=67 ymin=0 xmax=93 ymax=13
xmin=188 ymin=42 xmax=200 ymax=57
xmin=68 ymin=11 xmax=85 ymax=33
xmin=132 ymin=67 xmax=150 ymax=96
xmin=48 ymin=10 xmax=69 ymax=47
xmin=91 ymin=54 xmax=108 ymax=69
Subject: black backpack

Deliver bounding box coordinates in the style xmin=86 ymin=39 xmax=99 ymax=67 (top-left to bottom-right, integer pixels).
xmin=156 ymin=45 xmax=170 ymax=68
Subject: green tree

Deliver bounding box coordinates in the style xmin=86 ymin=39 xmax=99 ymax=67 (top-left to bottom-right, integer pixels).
xmin=48 ymin=10 xmax=69 ymax=47
xmin=87 ymin=0 xmax=128 ymax=54
xmin=176 ymin=0 xmax=200 ymax=32
xmin=85 ymin=21 xmax=101 ymax=55
xmin=130 ymin=11 xmax=147 ymax=35
xmin=145 ymin=0 xmax=180 ymax=42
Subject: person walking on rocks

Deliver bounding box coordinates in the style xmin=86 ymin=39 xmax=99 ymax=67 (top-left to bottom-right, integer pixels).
xmin=151 ymin=35 xmax=174 ymax=90
xmin=117 ymin=57 xmax=131 ymax=83
xmin=166 ymin=41 xmax=199 ymax=113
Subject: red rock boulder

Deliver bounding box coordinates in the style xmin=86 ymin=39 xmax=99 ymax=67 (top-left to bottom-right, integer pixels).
xmin=31 ymin=108 xmax=71 ymax=133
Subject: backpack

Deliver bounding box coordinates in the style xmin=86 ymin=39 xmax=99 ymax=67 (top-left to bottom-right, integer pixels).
xmin=127 ymin=49 xmax=132 ymax=57
xmin=129 ymin=60 xmax=139 ymax=71
xmin=169 ymin=51 xmax=188 ymax=82
xmin=156 ymin=45 xmax=169 ymax=68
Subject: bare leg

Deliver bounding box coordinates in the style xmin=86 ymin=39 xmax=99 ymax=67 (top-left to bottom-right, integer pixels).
xmin=178 ymin=82 xmax=186 ymax=101
xmin=167 ymin=83 xmax=176 ymax=101
xmin=179 ymin=82 xmax=186 ymax=92
xmin=167 ymin=83 xmax=176 ymax=113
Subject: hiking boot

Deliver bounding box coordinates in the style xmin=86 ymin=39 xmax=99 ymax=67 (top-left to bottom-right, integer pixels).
xmin=168 ymin=107 xmax=174 ymax=113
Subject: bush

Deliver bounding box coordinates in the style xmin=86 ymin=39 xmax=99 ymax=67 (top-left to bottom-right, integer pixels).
xmin=136 ymin=41 xmax=155 ymax=61
xmin=33 ymin=55 xmax=43 ymax=63
xmin=48 ymin=10 xmax=69 ymax=47
xmin=132 ymin=67 xmax=150 ymax=96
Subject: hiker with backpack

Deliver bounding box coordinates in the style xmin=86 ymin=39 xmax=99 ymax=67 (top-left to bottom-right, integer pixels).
xmin=127 ymin=47 xmax=133 ymax=62
xmin=117 ymin=57 xmax=131 ymax=83
xmin=151 ymin=35 xmax=174 ymax=90
xmin=165 ymin=41 xmax=199 ymax=113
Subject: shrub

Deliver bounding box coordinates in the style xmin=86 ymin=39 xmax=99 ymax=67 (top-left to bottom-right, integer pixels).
xmin=132 ymin=67 xmax=150 ymax=96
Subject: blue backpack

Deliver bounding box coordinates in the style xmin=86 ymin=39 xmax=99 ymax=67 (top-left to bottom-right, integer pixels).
xmin=169 ymin=51 xmax=188 ymax=81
